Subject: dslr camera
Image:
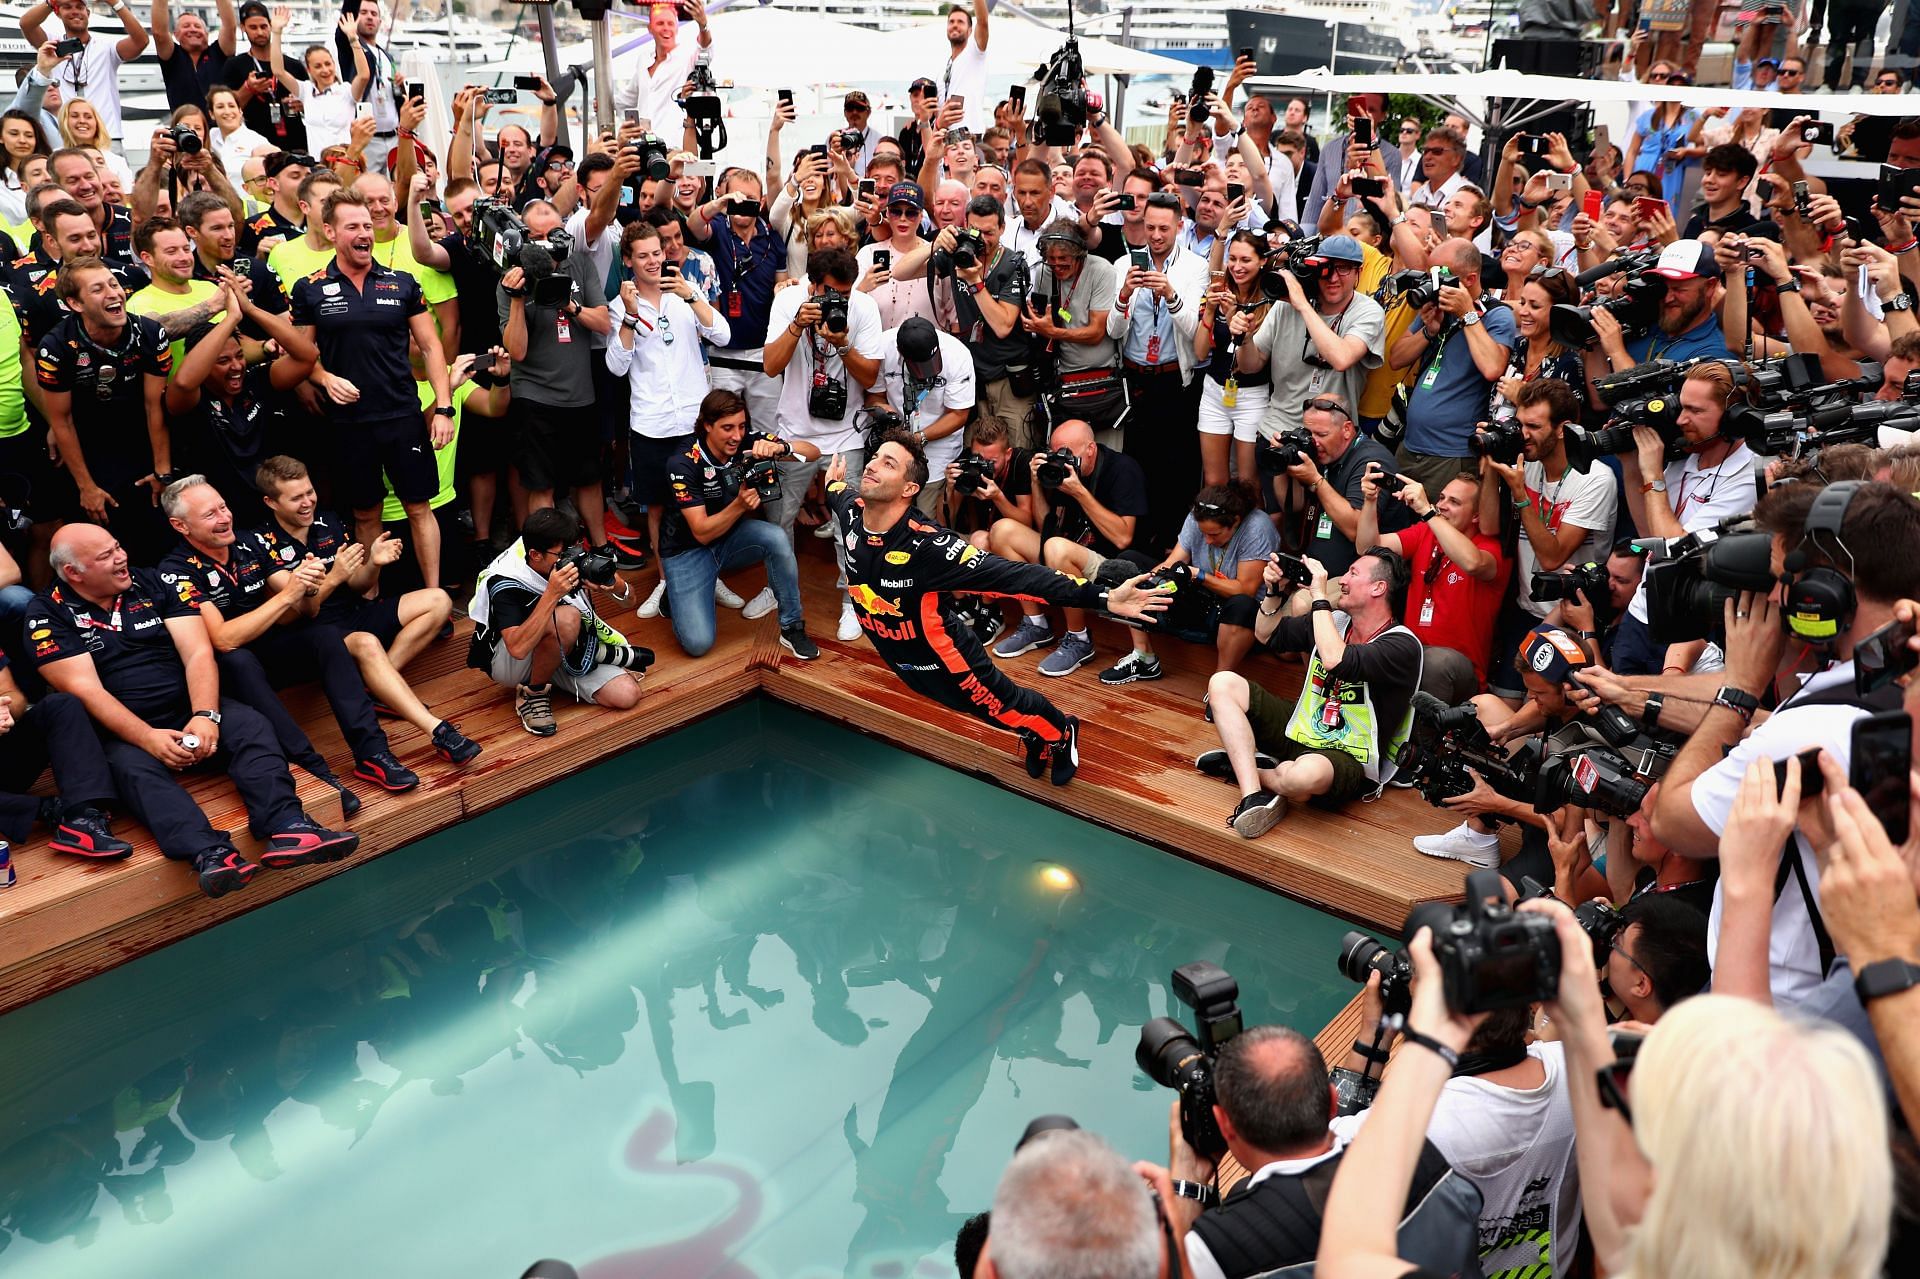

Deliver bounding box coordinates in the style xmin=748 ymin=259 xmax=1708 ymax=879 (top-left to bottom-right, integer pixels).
xmin=1257 ymin=425 xmax=1315 ymax=475
xmin=727 ymin=451 xmax=782 ymax=504
xmin=836 ymin=128 xmax=864 ymax=154
xmin=1375 ymin=267 xmax=1440 ymax=310
xmin=931 ymin=226 xmax=987 ymax=277
xmin=167 ymin=123 xmax=204 ymax=156
xmin=815 ymin=289 xmax=851 ymax=335
xmin=1530 ymin=559 xmax=1614 ymax=624
xmin=555 ymin=544 xmax=618 ymax=587
xmin=624 ymin=132 xmax=672 ymax=181
xmin=473 ymin=199 xmax=575 ymax=305
xmin=1036 ymin=447 xmax=1079 ymax=488
xmin=1468 ymin=419 xmax=1524 ymax=466
xmin=952 ymin=451 xmax=996 ymax=497
xmin=1136 ymin=961 xmax=1242 ymax=1158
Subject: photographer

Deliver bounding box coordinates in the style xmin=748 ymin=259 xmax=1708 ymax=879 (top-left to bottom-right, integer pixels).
xmin=1098 ymin=483 xmax=1275 ymax=686
xmin=764 ymin=245 xmax=883 ymax=643
xmin=1203 ymin=547 xmax=1420 ymax=838
xmin=659 ymin=390 xmax=816 ymax=661
xmin=1025 ymin=220 xmax=1123 ymax=441
xmin=938 ymin=195 xmax=1034 ymax=446
xmin=1387 ymin=239 xmax=1516 ymax=501
xmin=1236 ymin=235 xmax=1385 ymax=466
xmin=942 ymin=417 xmax=1033 ymax=549
xmin=1652 ymin=482 xmax=1920 ymax=1010
xmin=988 ymin=418 xmax=1149 ymax=678
xmin=468 ymin=507 xmax=649 ymax=738
xmin=1548 ymin=540 xmax=1645 ymax=671
xmin=1589 ymin=240 xmax=1732 ymax=376
xmin=978 ymin=1129 xmax=1162 ymax=1279
xmin=1358 ymin=469 xmax=1508 ymax=702
xmin=1612 ymin=362 xmax=1758 ymax=676
xmin=688 ymin=168 xmax=787 ymax=431
xmin=1275 ymin=392 xmax=1406 ymax=576
xmin=871 ymin=316 xmax=974 ymax=516
xmin=1485 ymin=378 xmax=1616 ymax=699
xmin=1605 ymin=892 xmax=1712 ymax=1025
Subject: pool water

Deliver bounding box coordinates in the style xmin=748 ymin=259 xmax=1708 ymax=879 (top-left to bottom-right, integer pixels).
xmin=0 ymin=700 xmax=1362 ymax=1279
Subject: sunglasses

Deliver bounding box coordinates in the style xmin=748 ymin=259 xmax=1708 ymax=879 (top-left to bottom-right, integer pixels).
xmin=1780 ymin=67 xmax=1804 ymax=75
xmin=1879 ymin=76 xmax=1901 ymax=85
xmin=1528 ymin=264 xmax=1569 ymax=281
xmin=1421 ymin=145 xmax=1455 ymax=156
xmin=1194 ymin=500 xmax=1227 ymax=517
xmin=1303 ymin=396 xmax=1350 ymax=418
xmin=1647 ymin=72 xmax=1671 ymax=81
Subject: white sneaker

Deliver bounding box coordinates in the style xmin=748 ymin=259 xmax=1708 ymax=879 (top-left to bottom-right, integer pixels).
xmin=715 ymin=580 xmax=746 ymax=609
xmin=1412 ymin=822 xmax=1501 ymax=869
xmin=837 ymin=600 xmax=861 ymax=641
xmin=741 ymin=587 xmax=778 ymax=620
xmin=813 ymin=521 xmax=836 ymax=539
xmin=636 ymin=579 xmax=668 ymax=619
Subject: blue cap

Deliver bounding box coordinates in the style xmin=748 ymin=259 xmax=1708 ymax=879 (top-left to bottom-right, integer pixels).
xmin=885 ymin=181 xmax=925 ymax=211
xmin=1317 ymin=234 xmax=1366 ymax=265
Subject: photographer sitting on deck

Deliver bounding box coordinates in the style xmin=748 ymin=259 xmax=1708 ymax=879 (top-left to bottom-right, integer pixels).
xmin=468 ymin=508 xmax=651 ymax=739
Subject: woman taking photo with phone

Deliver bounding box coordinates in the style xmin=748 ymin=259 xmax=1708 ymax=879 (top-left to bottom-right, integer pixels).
xmin=1194 ymin=230 xmax=1275 ymax=487
xmin=1489 ymin=266 xmax=1586 ymax=425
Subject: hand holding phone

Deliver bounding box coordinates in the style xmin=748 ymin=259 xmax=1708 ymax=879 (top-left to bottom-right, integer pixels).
xmin=1851 ymin=710 xmax=1912 ymax=844
xmin=1582 ymin=188 xmax=1604 ymax=220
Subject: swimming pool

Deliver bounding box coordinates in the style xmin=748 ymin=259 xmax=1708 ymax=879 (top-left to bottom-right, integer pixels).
xmin=0 ymin=700 xmax=1362 ymax=1279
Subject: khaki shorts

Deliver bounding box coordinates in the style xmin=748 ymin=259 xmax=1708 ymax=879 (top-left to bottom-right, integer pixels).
xmin=488 ymin=642 xmax=632 ymax=704
xmin=1245 ymin=685 xmax=1375 ymax=808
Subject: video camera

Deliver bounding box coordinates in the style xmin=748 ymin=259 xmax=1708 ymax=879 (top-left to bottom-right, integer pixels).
xmin=1033 ymin=38 xmax=1087 ymax=147
xmin=1548 ymin=251 xmax=1664 ymax=350
xmin=1036 ymin=447 xmax=1079 ymax=488
xmin=1136 ymin=961 xmax=1242 ymax=1157
xmin=1258 ymin=228 xmax=1326 ymax=305
xmin=931 ymin=226 xmax=987 ymax=278
xmin=679 ymin=52 xmax=727 ymax=154
xmin=472 ymin=199 xmax=575 ymax=305
xmin=1638 ymin=519 xmax=1777 ymax=643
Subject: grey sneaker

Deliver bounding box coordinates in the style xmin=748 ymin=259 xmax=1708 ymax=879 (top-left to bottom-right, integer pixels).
xmin=1037 ymin=632 xmax=1095 ymax=677
xmin=992 ymin=616 xmax=1054 ymax=658
xmin=1230 ymin=790 xmax=1287 ymax=839
xmin=1098 ymin=650 xmax=1162 ymax=685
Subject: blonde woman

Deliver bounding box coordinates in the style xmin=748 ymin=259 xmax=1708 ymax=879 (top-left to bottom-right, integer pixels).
xmin=58 ymin=97 xmax=133 ymax=191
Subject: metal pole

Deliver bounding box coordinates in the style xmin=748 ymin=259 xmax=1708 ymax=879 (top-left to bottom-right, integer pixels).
xmin=591 ymin=12 xmax=615 ymax=139
xmin=535 ymin=4 xmax=573 ymax=151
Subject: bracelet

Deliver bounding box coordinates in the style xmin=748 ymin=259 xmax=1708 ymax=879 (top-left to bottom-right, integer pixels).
xmin=1350 ymin=1037 xmax=1391 ymax=1066
xmin=1712 ymin=685 xmax=1760 ymax=724
xmin=1311 ymin=598 xmax=1334 ymax=613
xmin=1512 ymin=495 xmax=1533 ymax=511
xmin=1396 ymin=1022 xmax=1460 ymax=1069
xmin=621 ymin=315 xmax=639 ymax=330
xmin=1421 ymin=507 xmax=1440 ymax=520
xmin=1573 ymin=240 xmax=1592 ymax=252
xmin=1259 ymin=602 xmax=1282 ymax=615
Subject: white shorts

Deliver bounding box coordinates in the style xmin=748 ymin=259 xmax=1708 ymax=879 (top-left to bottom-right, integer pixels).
xmin=1196 ymin=377 xmax=1269 ymax=443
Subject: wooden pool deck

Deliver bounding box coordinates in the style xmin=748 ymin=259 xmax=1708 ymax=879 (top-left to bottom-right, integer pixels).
xmin=0 ymin=542 xmax=1475 ymax=1017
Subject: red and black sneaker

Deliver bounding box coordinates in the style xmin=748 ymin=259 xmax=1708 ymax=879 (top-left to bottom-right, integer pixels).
xmin=49 ymin=807 xmax=134 ymax=860
xmin=192 ymin=846 xmax=257 ymax=897
xmin=261 ymin=819 xmax=360 ymax=869
xmin=352 ymin=751 xmax=421 ymax=792
xmin=431 ymin=720 xmax=482 ymax=765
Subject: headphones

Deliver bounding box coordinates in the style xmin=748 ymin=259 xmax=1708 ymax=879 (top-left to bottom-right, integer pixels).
xmin=1780 ymin=480 xmax=1862 ymax=645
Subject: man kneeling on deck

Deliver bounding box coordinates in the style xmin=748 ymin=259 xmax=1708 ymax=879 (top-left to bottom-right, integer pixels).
xmin=1200 ymin=549 xmax=1422 ymax=839
xmin=468 ymin=508 xmax=651 ymax=738
xmin=27 ymin=524 xmax=359 ymax=898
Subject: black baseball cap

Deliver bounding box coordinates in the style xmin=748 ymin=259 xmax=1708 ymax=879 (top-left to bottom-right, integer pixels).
xmin=909 ymin=77 xmax=939 ymax=96
xmin=898 ymin=317 xmax=942 ymax=379
xmin=238 ymin=2 xmax=269 ymax=21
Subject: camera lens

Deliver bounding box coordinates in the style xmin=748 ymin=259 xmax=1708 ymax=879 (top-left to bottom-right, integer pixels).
xmin=1135 ymin=1016 xmax=1204 ymax=1088
xmin=1337 ymin=931 xmax=1390 ymax=984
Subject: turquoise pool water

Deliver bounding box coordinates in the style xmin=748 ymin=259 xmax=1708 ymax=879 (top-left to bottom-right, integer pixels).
xmin=0 ymin=700 xmax=1361 ymax=1279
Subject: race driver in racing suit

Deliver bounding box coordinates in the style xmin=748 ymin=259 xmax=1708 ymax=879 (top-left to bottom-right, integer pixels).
xmin=824 ymin=431 xmax=1169 ymax=784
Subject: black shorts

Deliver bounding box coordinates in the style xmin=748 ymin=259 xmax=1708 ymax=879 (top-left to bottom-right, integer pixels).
xmin=0 ymin=419 xmax=62 ymax=523
xmin=1244 ymin=685 xmax=1374 ymax=807
xmin=514 ymin=398 xmax=603 ymax=493
xmin=329 ymin=595 xmax=405 ymax=647
xmin=342 ymin=414 xmax=438 ymax=511
xmin=630 ymin=432 xmax=697 ymax=505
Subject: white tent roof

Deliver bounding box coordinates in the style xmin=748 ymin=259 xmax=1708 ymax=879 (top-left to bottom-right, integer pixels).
xmin=1248 ymin=68 xmax=1920 ymax=118
xmin=552 ymin=9 xmax=897 ymax=92
xmin=866 ymin=15 xmax=1197 ymax=81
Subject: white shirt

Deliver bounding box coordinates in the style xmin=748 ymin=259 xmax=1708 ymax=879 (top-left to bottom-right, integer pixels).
xmin=49 ymin=34 xmax=126 ymax=140
xmin=941 ymin=34 xmax=989 ymax=134
xmin=214 ymin=124 xmax=274 ymax=184
xmin=604 ymin=291 xmax=731 ymax=438
xmin=614 ymin=31 xmax=701 ymax=145
xmin=563 ymin=206 xmax=623 ymax=348
xmin=1627 ymin=443 xmax=1759 ymax=623
xmin=1513 ymin=459 xmax=1618 ymax=616
xmin=1410 ymin=167 xmax=1470 ymax=212
xmin=1182 ymin=1115 xmax=1367 ymax=1279
xmin=876 ymin=327 xmax=976 ymax=473
xmin=1695 ymin=663 xmax=1866 ymax=1006
xmin=299 ymin=80 xmax=357 ymax=156
xmin=1003 ymin=214 xmax=1052 ymax=273
xmin=767 ymin=285 xmax=885 ymax=453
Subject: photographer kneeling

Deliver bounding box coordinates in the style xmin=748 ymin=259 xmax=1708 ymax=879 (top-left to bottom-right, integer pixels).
xmin=468 ymin=509 xmax=653 ymax=738
xmin=659 ymin=390 xmax=819 ymax=661
xmin=1202 ymin=548 xmax=1422 ymax=838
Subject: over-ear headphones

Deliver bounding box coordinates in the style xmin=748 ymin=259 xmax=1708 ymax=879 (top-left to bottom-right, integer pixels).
xmin=1780 ymin=480 xmax=1862 ymax=644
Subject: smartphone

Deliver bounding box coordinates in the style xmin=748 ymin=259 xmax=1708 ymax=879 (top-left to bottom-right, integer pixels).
xmin=1542 ymin=171 xmax=1573 ymax=192
xmin=1852 ymin=711 xmax=1913 ymax=843
xmin=949 ymin=94 xmax=965 ymax=115
xmin=54 ymin=36 xmax=83 ymax=57
xmin=873 ymin=249 xmax=891 ymax=272
xmin=859 ymin=178 xmax=877 ymax=197
xmin=1775 ymin=747 xmax=1827 ymax=799
xmin=1351 ymin=176 xmax=1385 ymax=197
xmin=354 ymin=101 xmax=373 ymax=120
xmin=1351 ymin=115 xmax=1374 ymax=149
xmin=417 ymin=200 xmax=444 ymax=219
xmin=513 ymin=74 xmax=542 ymax=91
xmin=731 ymin=198 xmax=763 ymax=220
xmin=1237 ymin=45 xmax=1255 ymax=63
xmin=1519 ymin=134 xmax=1549 ymax=156
xmin=809 ymin=142 xmax=829 ymax=157
xmin=661 ymin=261 xmax=680 ymax=278
xmin=682 ymin=158 xmax=716 ymax=179
xmin=1879 ymin=164 xmax=1920 ymax=210
xmin=1792 ymin=179 xmax=1813 ymax=221
xmin=1800 ymin=120 xmax=1835 ymax=148
xmin=1130 ymin=247 xmax=1152 ymax=271
xmin=1226 ymin=181 xmax=1245 ymax=204
xmin=483 ymin=88 xmax=518 ymax=105
xmin=1756 ymin=176 xmax=1777 ymax=204
xmin=1634 ymin=196 xmax=1670 ymax=222
xmin=1582 ymin=188 xmax=1604 ymax=220
xmin=1856 ymin=615 xmax=1920 ymax=694
xmin=1593 ymin=123 xmax=1611 ymax=158
xmin=1009 ymin=84 xmax=1026 ymax=111
xmin=407 ymin=82 xmax=425 ymax=102
xmin=776 ymin=88 xmax=793 ymax=107
xmin=1173 ymin=168 xmax=1204 ymax=187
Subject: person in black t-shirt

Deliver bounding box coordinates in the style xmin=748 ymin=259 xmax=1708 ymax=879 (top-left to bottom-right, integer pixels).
xmin=29 ymin=521 xmax=357 ymax=898
xmin=153 ymin=0 xmax=237 ymax=113
xmin=940 ymin=415 xmax=1033 ymax=544
xmin=221 ymin=2 xmax=306 ymax=153
xmin=164 ymin=277 xmax=314 ymax=502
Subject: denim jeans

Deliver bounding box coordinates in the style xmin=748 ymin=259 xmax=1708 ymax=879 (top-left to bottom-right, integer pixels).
xmin=660 ymin=517 xmax=803 ymax=656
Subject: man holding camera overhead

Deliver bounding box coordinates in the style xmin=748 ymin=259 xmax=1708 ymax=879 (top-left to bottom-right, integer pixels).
xmin=614 ymin=0 xmax=713 ymax=148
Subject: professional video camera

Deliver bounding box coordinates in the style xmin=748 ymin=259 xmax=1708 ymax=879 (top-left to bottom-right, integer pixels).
xmin=1036 ymin=447 xmax=1079 ymax=488
xmin=931 ymin=226 xmax=987 ymax=278
xmin=1136 ymin=961 xmax=1242 ymax=1158
xmin=1469 ymin=420 xmax=1523 ymax=466
xmin=1259 ymin=229 xmax=1326 ymax=305
xmin=1563 ymin=359 xmax=1687 ymax=471
xmin=952 ymin=452 xmax=995 ymax=497
xmin=1550 ymin=252 xmax=1665 ymax=349
xmin=624 ymin=131 xmax=672 ymax=181
xmin=1033 ymin=38 xmax=1087 ymax=146
xmin=1639 ymin=519 xmax=1778 ymax=643
xmin=1397 ymin=693 xmax=1662 ymax=821
xmin=472 ymin=199 xmax=575 ymax=305
xmin=1257 ymin=425 xmax=1315 ymax=475
xmin=1395 ymin=692 xmax=1539 ymax=815
xmin=1534 ymin=746 xmax=1651 ymax=820
xmin=1531 ymin=560 xmax=1614 ymax=625
xmin=679 ymin=52 xmax=727 ymax=154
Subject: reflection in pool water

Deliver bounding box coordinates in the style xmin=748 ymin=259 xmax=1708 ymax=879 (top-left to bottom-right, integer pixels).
xmin=0 ymin=700 xmax=1360 ymax=1278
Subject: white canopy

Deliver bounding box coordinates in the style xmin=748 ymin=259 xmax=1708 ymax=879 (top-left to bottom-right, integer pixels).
xmin=865 ymin=15 xmax=1198 ymax=81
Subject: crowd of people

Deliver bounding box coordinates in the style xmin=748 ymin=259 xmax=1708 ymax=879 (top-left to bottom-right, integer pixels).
xmin=0 ymin=0 xmax=1916 ymax=1271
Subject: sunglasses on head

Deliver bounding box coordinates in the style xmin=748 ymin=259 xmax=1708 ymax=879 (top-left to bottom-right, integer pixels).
xmin=1528 ymin=264 xmax=1569 ymax=281
xmin=1303 ymin=396 xmax=1350 ymax=418
xmin=1194 ymin=500 xmax=1227 ymax=517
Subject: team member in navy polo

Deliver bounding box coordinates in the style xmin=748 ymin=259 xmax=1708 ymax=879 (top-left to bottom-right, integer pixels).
xmin=47 ymin=149 xmax=138 ymax=265
xmin=29 ymin=522 xmax=359 ymax=898
xmin=35 ymin=257 xmax=175 ymax=562
xmin=686 ymin=167 xmax=786 ymax=430
xmin=157 ymin=475 xmax=473 ymax=792
xmin=253 ymin=454 xmax=476 ymax=763
xmin=0 ymin=650 xmax=136 ymax=883
xmin=290 ymin=189 xmax=456 ymax=592
xmin=5 ymin=197 xmax=148 ymax=345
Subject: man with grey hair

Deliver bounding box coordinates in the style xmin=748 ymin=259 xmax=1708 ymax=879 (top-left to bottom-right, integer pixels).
xmin=978 ymin=1128 xmax=1163 ymax=1279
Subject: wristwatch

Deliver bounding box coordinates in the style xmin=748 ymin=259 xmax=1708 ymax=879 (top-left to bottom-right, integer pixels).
xmin=1421 ymin=507 xmax=1440 ymax=520
xmin=1886 ymin=292 xmax=1915 ymax=312
xmin=1773 ymin=278 xmax=1801 ymax=294
xmin=433 ymin=404 xmax=456 ymax=418
xmin=1643 ymin=479 xmax=1667 ymax=494
xmin=1172 ymin=1179 xmax=1219 ymax=1208
xmin=1854 ymin=957 xmax=1920 ymax=1003
xmin=1311 ymin=598 xmax=1334 ymax=613
xmin=1460 ymin=309 xmax=1481 ymax=326
xmin=1641 ymin=690 xmax=1665 ymax=731
xmin=1711 ymin=685 xmax=1760 ymax=723
xmin=189 ymin=709 xmax=222 ymax=725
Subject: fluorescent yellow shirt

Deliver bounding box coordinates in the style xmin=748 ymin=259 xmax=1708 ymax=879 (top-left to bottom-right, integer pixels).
xmin=127 ymin=279 xmax=224 ymax=371
xmin=269 ymin=235 xmax=335 ymax=296
xmin=0 ymin=291 xmax=27 ymax=439
xmin=389 ymin=377 xmax=475 ymax=522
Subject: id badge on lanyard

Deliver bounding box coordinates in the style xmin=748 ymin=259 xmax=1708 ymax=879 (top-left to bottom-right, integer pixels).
xmin=727 ymin=288 xmax=743 ymax=319
xmin=1419 ymin=596 xmax=1435 ymax=626
xmin=556 ymin=312 xmax=572 ymax=344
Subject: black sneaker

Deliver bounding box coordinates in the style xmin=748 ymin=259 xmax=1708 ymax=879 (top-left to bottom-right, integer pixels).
xmin=1097 ymin=651 xmax=1162 ymax=685
xmin=193 ymin=846 xmax=257 ymax=897
xmin=353 ymin=751 xmax=421 ymax=792
xmin=432 ymin=720 xmax=482 ymax=765
xmin=309 ymin=769 xmax=363 ymax=818
xmin=1194 ymin=749 xmax=1279 ymax=781
xmin=49 ymin=807 xmax=134 ymax=860
xmin=261 ymin=818 xmax=361 ymax=869
xmin=1023 ymin=731 xmax=1048 ymax=779
xmin=598 ymin=540 xmax=648 ymax=572
xmin=779 ymin=624 xmax=820 ymax=660
xmin=1049 ymin=717 xmax=1081 ymax=786
xmin=1229 ymin=790 xmax=1287 ymax=839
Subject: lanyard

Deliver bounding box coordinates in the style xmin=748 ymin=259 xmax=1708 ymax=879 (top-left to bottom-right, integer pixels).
xmin=65 ymin=591 xmax=123 ymax=632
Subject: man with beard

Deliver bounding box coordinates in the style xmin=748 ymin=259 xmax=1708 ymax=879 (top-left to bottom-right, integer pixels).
xmin=21 ymin=0 xmax=149 ymax=138
xmin=1591 ymin=239 xmax=1733 ymax=368
xmin=938 ymin=1 xmax=990 ymax=135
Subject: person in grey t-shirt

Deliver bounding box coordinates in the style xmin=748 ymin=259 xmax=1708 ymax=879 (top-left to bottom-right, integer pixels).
xmin=1236 ymin=233 xmax=1384 ymax=447
xmin=1026 ymin=219 xmax=1118 ymax=376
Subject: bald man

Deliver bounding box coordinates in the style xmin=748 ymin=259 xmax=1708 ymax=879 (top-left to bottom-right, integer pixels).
xmin=1384 ymin=237 xmax=1514 ymax=500
xmin=26 ymin=523 xmax=358 ymax=897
